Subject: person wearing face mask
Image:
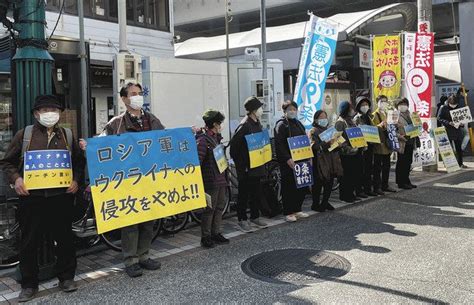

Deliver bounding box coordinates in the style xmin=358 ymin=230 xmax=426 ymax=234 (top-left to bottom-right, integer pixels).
xmin=229 ymin=96 xmax=268 ymax=232
xmin=309 ymin=110 xmax=343 ymax=212
xmin=102 ymin=82 xmax=165 ymax=278
xmin=371 ymin=95 xmax=397 ymax=195
xmin=195 ymin=109 xmax=229 ymax=248
xmin=395 ymin=98 xmax=420 ymax=189
xmin=274 ymin=100 xmax=309 ymax=222
xmin=0 ymin=95 xmax=85 ymax=302
xmin=335 ymin=101 xmax=364 ymax=203
xmin=437 ymin=95 xmax=467 ymax=168
xmin=354 ymin=96 xmax=377 ymax=197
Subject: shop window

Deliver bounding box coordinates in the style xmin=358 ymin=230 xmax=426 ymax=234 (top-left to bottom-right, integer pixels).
xmin=136 ymin=0 xmax=145 ymax=24
xmin=64 ymin=0 xmax=78 ymax=15
xmin=126 ymin=0 xmax=135 ymax=23
xmin=93 ymin=0 xmax=106 ymax=17
xmin=108 ymin=0 xmax=118 ymax=19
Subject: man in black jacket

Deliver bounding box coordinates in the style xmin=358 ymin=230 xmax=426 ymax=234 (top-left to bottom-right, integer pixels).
xmin=230 ymin=96 xmax=268 ymax=232
xmin=437 ymin=95 xmax=467 ymax=168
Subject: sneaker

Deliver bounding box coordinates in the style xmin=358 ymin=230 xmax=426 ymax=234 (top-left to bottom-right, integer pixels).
xmin=59 ymin=279 xmax=77 ymax=292
xmin=356 ymin=192 xmax=369 ymax=198
xmin=398 ymin=184 xmax=412 ymax=190
xmin=125 ymin=264 xmax=143 ymax=278
xmin=341 ymin=198 xmax=356 ymax=203
xmin=139 ymin=258 xmax=162 ymax=270
xmin=238 ymin=220 xmax=254 ymax=233
xmin=211 ymin=233 xmax=230 ymax=244
xmin=285 ymin=214 xmax=297 ymax=222
xmin=250 ymin=218 xmax=268 ymax=228
xmin=374 ymin=189 xmax=385 ymax=196
xmin=18 ymin=288 xmax=38 ymax=303
xmin=461 ymin=164 xmax=468 ymax=169
xmin=295 ymin=212 xmax=309 ymax=219
xmin=409 ymin=184 xmax=417 ymax=188
xmin=382 ymin=186 xmax=397 ymax=193
xmin=201 ymin=236 xmax=216 ymax=248
xmin=325 ymin=203 xmax=335 ymax=211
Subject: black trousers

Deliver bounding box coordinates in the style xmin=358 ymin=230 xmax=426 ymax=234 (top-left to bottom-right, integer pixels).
xmin=19 ymin=194 xmax=76 ymax=289
xmin=396 ymin=144 xmax=414 ymax=186
xmin=359 ymin=146 xmax=374 ymax=193
xmin=312 ymin=177 xmax=333 ymax=206
xmin=281 ymin=172 xmax=307 ymax=215
xmin=236 ymin=175 xmax=261 ymax=221
xmin=373 ymin=154 xmax=391 ymax=190
xmin=451 ymin=139 xmax=464 ymax=166
xmin=339 ymin=154 xmax=362 ymax=201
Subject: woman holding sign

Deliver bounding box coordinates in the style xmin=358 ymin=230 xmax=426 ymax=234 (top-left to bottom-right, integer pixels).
xmin=196 ymin=109 xmax=230 ymax=248
xmin=274 ymin=101 xmax=311 ymax=222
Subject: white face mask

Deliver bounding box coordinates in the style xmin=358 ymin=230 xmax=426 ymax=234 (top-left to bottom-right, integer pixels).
xmin=129 ymin=95 xmax=144 ymax=110
xmin=398 ymin=105 xmax=409 ymax=113
xmin=255 ymin=107 xmax=264 ymax=118
xmin=360 ymin=105 xmax=370 ymax=114
xmin=38 ymin=112 xmax=60 ymax=128
xmin=286 ymin=110 xmax=297 ymax=120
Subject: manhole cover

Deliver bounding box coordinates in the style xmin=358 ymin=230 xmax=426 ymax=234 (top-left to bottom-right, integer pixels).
xmin=241 ymin=249 xmax=351 ymax=285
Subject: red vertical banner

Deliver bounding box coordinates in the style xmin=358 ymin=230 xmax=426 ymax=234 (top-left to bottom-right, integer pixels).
xmin=404 ymin=32 xmax=434 ymax=118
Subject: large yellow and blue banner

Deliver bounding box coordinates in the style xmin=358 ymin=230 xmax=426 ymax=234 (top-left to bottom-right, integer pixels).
xmin=359 ymin=125 xmax=381 ymax=143
xmin=287 ymin=135 xmax=314 ymax=161
xmin=23 ymin=150 xmax=72 ymax=190
xmin=372 ymin=35 xmax=402 ymax=100
xmin=245 ymin=130 xmax=272 ymax=169
xmin=294 ymin=14 xmax=338 ymax=129
xmin=86 ymin=128 xmax=206 ymax=234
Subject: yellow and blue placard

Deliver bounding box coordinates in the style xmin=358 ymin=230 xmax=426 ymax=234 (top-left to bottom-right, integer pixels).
xmin=345 ymin=127 xmax=368 ymax=148
xmin=245 ymin=129 xmax=272 ymax=169
xmin=86 ymin=128 xmax=206 ymax=234
xmin=23 ymin=150 xmax=72 ymax=190
xmin=213 ymin=144 xmax=228 ymax=174
xmin=404 ymin=124 xmax=421 ymax=138
xmin=410 ymin=112 xmax=422 ymax=127
xmin=318 ymin=127 xmax=337 ymax=142
xmin=293 ymin=160 xmax=313 ymax=188
xmin=359 ymin=125 xmax=381 ymax=143
xmin=287 ymin=135 xmax=314 ymax=161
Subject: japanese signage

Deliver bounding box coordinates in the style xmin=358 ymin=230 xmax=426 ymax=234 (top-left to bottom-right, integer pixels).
xmin=411 ymin=112 xmax=422 ymax=127
xmin=288 ymin=135 xmax=314 ymax=161
xmin=386 ymin=110 xmax=400 ymax=125
xmin=450 ymin=106 xmax=473 ymax=125
xmin=404 ymin=32 xmax=434 ymax=118
xmin=23 ymin=150 xmax=72 ymax=190
xmin=404 ymin=124 xmax=421 ymax=138
xmin=245 ymin=130 xmax=272 ymax=169
xmin=438 ymin=83 xmax=460 ymax=99
xmin=345 ymin=127 xmax=367 ymax=148
xmin=387 ymin=124 xmax=400 ymax=151
xmin=358 ymin=47 xmax=371 ymax=69
xmin=293 ymin=160 xmax=313 ymax=188
xmin=359 ymin=125 xmax=381 ymax=143
xmin=213 ymin=144 xmax=228 ymax=174
xmin=294 ymin=14 xmax=338 ymax=129
xmin=86 ymin=128 xmax=206 ymax=234
xmin=433 ymin=127 xmax=460 ymax=173
xmin=372 ymin=35 xmax=402 ymax=100
xmin=413 ymin=133 xmax=436 ymax=167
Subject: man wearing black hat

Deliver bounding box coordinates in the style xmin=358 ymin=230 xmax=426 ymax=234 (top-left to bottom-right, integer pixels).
xmin=1 ymin=95 xmax=85 ymax=302
xmin=229 ymin=96 xmax=268 ymax=232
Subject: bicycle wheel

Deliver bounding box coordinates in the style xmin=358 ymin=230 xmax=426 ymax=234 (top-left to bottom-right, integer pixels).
xmin=267 ymin=160 xmax=282 ymax=204
xmin=101 ymin=229 xmax=122 ymax=252
xmin=151 ymin=219 xmax=163 ymax=242
xmin=160 ymin=213 xmax=189 ymax=234
xmin=189 ymin=187 xmax=231 ymax=224
xmin=0 ymin=200 xmax=20 ymax=269
xmin=332 ymin=178 xmax=340 ymax=191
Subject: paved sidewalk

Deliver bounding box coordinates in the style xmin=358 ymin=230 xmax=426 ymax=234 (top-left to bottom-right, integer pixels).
xmin=0 ymin=159 xmax=472 ymax=304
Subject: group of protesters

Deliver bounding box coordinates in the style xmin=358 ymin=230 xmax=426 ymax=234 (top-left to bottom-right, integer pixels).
xmin=0 ymin=81 xmax=467 ymax=302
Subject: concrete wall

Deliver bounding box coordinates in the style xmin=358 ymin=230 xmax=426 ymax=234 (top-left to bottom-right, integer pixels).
xmin=459 ymin=1 xmax=474 ymax=112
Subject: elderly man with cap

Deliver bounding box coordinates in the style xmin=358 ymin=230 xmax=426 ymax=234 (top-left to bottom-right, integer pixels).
xmin=196 ymin=109 xmax=229 ymax=248
xmin=229 ymin=96 xmax=268 ymax=232
xmin=0 ymin=95 xmax=85 ymax=302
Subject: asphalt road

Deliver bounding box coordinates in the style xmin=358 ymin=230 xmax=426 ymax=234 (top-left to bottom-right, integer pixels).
xmin=34 ymin=170 xmax=474 ymax=304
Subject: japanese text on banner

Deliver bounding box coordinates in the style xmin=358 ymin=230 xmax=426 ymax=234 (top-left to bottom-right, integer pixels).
xmin=387 ymin=124 xmax=400 ymax=151
xmin=345 ymin=127 xmax=368 ymax=148
xmin=372 ymin=35 xmax=402 ymax=100
xmin=86 ymin=128 xmax=206 ymax=234
xmin=450 ymin=106 xmax=473 ymax=125
xmin=404 ymin=32 xmax=434 ymax=118
xmin=287 ymin=135 xmax=314 ymax=161
xmin=293 ymin=15 xmax=338 ymax=129
xmin=24 ymin=150 xmax=72 ymax=190
xmin=245 ymin=130 xmax=272 ymax=169
xmin=293 ymin=160 xmax=313 ymax=189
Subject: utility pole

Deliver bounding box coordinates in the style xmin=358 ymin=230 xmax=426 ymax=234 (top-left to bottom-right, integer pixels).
xmin=417 ymin=0 xmax=437 ymax=172
xmin=118 ymin=0 xmax=127 ymax=53
xmin=225 ymin=0 xmax=232 ymax=138
xmin=78 ymin=0 xmax=89 ymax=138
xmin=260 ymin=0 xmax=267 ymax=80
xmin=12 ymin=0 xmax=54 ymax=130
